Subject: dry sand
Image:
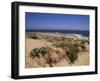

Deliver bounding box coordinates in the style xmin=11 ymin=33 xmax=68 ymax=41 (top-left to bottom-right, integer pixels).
xmin=25 ymin=36 xmax=89 ymax=68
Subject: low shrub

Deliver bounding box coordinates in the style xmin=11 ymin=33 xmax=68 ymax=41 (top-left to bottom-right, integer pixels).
xmin=80 ymin=44 xmax=86 ymax=51
xmin=31 ymin=34 xmax=40 ymax=39
xmin=65 ymin=44 xmax=79 ymax=64
xmin=30 ymin=48 xmax=40 ymax=58
xmin=30 ymin=47 xmax=52 ymax=59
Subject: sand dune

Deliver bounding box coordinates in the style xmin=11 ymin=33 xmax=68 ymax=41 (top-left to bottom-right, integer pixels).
xmin=25 ymin=32 xmax=89 ymax=68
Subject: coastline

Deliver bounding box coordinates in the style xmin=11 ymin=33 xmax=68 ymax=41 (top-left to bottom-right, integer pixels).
xmin=26 ymin=32 xmax=89 ymax=40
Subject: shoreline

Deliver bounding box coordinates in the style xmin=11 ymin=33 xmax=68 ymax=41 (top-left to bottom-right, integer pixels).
xmin=26 ymin=32 xmax=89 ymax=40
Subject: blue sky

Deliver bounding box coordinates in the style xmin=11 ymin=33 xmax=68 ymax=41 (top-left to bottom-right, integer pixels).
xmin=25 ymin=12 xmax=89 ymax=31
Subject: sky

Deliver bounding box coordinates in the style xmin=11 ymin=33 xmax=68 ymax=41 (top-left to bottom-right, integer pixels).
xmin=25 ymin=12 xmax=89 ymax=31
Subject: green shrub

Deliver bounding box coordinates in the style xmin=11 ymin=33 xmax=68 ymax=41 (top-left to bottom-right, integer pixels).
xmin=66 ymin=51 xmax=78 ymax=64
xmin=30 ymin=48 xmax=40 ymax=58
xmin=31 ymin=34 xmax=39 ymax=39
xmin=65 ymin=44 xmax=79 ymax=64
xmin=80 ymin=45 xmax=86 ymax=51
xmin=30 ymin=47 xmax=52 ymax=59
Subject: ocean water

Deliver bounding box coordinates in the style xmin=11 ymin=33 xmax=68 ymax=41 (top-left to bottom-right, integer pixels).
xmin=26 ymin=30 xmax=89 ymax=37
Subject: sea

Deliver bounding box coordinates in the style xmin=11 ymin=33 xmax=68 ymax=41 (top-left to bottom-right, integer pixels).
xmin=26 ymin=30 xmax=89 ymax=38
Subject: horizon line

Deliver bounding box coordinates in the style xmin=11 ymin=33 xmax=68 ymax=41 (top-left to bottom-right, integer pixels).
xmin=25 ymin=29 xmax=89 ymax=31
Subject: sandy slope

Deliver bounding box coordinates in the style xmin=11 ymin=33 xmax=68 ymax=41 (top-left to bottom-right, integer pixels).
xmin=25 ymin=38 xmax=51 ymax=68
xmin=25 ymin=37 xmax=89 ymax=68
